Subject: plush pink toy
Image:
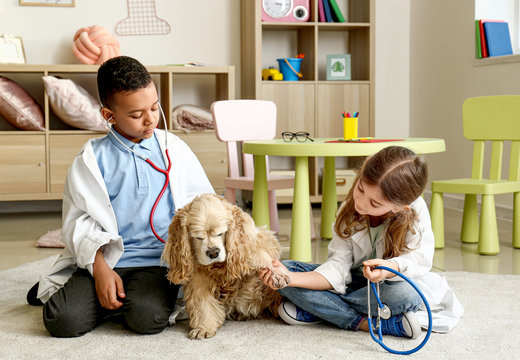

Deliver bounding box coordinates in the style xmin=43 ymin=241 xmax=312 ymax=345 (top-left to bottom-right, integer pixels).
xmin=72 ymin=25 xmax=121 ymax=65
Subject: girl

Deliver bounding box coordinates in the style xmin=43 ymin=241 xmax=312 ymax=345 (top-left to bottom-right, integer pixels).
xmin=260 ymin=146 xmax=436 ymax=339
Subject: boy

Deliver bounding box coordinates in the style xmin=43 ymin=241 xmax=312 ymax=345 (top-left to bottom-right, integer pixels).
xmin=27 ymin=56 xmax=214 ymax=337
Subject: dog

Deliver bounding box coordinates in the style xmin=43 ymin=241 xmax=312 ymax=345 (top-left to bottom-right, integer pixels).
xmin=162 ymin=193 xmax=290 ymax=339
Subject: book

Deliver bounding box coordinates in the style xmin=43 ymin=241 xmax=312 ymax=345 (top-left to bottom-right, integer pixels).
xmin=484 ymin=21 xmax=513 ymax=57
xmin=475 ymin=20 xmax=481 ymax=58
xmin=328 ymin=0 xmax=346 ymax=23
xmin=478 ymin=19 xmax=505 ymax=58
xmin=167 ymin=62 xmax=212 ymax=67
xmin=478 ymin=19 xmax=488 ymax=58
xmin=322 ymin=0 xmax=333 ymax=23
xmin=318 ymin=0 xmax=325 ymax=22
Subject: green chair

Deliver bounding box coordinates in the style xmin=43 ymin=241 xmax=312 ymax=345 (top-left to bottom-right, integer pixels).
xmin=430 ymin=95 xmax=520 ymax=255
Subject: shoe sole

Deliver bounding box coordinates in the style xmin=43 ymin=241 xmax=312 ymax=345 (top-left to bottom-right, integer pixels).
xmin=402 ymin=312 xmax=422 ymax=339
xmin=278 ymin=303 xmax=321 ymax=326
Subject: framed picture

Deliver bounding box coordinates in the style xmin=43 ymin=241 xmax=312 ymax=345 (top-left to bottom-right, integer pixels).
xmin=19 ymin=0 xmax=75 ymax=7
xmin=326 ymin=54 xmax=351 ymax=81
xmin=0 ymin=35 xmax=26 ymax=64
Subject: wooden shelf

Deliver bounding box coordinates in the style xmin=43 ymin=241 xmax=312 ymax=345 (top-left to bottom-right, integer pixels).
xmin=0 ymin=64 xmax=235 ymax=201
xmin=241 ymin=0 xmax=374 ymax=202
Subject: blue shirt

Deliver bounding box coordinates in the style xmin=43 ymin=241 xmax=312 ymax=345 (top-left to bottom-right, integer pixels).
xmin=91 ymin=130 xmax=175 ymax=267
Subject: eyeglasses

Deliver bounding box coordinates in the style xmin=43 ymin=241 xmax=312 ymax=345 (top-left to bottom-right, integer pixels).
xmin=282 ymin=131 xmax=314 ymax=142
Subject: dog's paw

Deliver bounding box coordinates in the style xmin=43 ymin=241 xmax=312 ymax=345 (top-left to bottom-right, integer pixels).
xmin=188 ymin=328 xmax=217 ymax=340
xmin=270 ymin=267 xmax=291 ymax=288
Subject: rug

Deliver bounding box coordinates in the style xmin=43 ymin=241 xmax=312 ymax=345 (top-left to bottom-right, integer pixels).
xmin=0 ymin=256 xmax=518 ymax=360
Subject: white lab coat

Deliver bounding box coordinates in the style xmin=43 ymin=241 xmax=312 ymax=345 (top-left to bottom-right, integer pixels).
xmin=315 ymin=197 xmax=464 ymax=332
xmin=37 ymin=130 xmax=215 ymax=303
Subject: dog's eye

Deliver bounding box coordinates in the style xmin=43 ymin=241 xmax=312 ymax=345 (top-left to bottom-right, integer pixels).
xmin=217 ymin=233 xmax=224 ymax=237
xmin=195 ymin=237 xmax=204 ymax=241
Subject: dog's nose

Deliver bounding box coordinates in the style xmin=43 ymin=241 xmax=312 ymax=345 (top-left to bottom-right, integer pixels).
xmin=206 ymin=247 xmax=220 ymax=259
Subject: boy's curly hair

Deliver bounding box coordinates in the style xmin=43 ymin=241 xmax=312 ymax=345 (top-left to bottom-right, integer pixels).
xmin=97 ymin=56 xmax=152 ymax=109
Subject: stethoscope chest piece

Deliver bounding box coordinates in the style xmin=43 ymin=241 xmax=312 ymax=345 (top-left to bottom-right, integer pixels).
xmin=379 ymin=304 xmax=391 ymax=320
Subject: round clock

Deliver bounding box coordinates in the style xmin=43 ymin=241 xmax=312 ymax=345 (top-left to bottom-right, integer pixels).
xmin=262 ymin=0 xmax=292 ymax=19
xmin=261 ymin=0 xmax=310 ymax=23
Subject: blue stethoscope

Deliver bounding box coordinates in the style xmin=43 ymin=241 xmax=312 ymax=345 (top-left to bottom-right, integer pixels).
xmin=367 ymin=266 xmax=433 ymax=355
xmin=105 ymin=103 xmax=170 ymax=244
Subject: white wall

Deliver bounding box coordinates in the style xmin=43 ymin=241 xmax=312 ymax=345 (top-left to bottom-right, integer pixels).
xmin=0 ymin=0 xmax=241 ymax=100
xmin=374 ymin=0 xmax=411 ymax=138
xmin=410 ymin=0 xmax=520 ymax=210
xmin=1 ymin=1 xmax=240 ymax=65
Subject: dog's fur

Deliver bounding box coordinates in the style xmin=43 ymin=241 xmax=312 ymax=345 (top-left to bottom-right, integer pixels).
xmin=162 ymin=194 xmax=290 ymax=339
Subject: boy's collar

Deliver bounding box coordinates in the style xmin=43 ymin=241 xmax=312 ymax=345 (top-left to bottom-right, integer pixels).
xmin=108 ymin=128 xmax=154 ymax=152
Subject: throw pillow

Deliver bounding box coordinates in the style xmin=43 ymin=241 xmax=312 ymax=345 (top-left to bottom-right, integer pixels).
xmin=0 ymin=76 xmax=45 ymax=131
xmin=43 ymin=75 xmax=108 ymax=132
xmin=172 ymin=104 xmax=213 ymax=132
xmin=36 ymin=228 xmax=65 ymax=248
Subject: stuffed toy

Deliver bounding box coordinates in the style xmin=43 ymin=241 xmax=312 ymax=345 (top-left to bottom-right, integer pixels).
xmin=72 ymin=25 xmax=121 ymax=65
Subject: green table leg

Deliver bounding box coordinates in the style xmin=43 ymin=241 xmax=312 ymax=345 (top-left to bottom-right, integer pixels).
xmin=321 ymin=156 xmax=337 ymax=239
xmin=290 ymin=156 xmax=312 ymax=262
xmin=252 ymin=155 xmax=270 ymax=229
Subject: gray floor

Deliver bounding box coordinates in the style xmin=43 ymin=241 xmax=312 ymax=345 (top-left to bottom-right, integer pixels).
xmin=0 ymin=201 xmax=519 ymax=274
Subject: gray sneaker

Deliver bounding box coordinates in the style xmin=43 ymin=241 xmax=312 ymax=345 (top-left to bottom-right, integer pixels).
xmin=278 ymin=301 xmax=322 ymax=325
xmin=377 ymin=311 xmax=421 ymax=339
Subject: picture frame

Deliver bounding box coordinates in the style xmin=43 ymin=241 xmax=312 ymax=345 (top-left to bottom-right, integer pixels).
xmin=19 ymin=0 xmax=75 ymax=7
xmin=326 ymin=54 xmax=351 ymax=81
xmin=0 ymin=35 xmax=26 ymax=64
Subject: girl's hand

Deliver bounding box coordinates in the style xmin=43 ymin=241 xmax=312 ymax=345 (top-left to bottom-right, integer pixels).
xmin=258 ymin=259 xmax=290 ymax=290
xmin=362 ymin=259 xmax=399 ymax=283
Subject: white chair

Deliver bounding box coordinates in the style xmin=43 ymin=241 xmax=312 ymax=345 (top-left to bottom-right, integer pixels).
xmin=211 ymin=99 xmax=315 ymax=237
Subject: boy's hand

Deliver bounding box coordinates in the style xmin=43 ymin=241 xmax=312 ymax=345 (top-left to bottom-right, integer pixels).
xmin=362 ymin=259 xmax=398 ymax=283
xmin=92 ymin=250 xmax=125 ymax=309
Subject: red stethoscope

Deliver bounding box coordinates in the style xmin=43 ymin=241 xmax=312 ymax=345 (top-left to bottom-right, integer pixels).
xmin=106 ymin=104 xmax=170 ymax=243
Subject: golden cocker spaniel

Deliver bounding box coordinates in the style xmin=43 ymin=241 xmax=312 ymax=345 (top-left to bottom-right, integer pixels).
xmin=162 ymin=193 xmax=290 ymax=339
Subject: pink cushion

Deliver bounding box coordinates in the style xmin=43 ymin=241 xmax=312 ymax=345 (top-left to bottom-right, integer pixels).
xmin=43 ymin=76 xmax=108 ymax=132
xmin=36 ymin=228 xmax=65 ymax=248
xmin=0 ymin=76 xmax=44 ymax=131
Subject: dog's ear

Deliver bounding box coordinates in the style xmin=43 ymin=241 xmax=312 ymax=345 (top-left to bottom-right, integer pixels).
xmin=162 ymin=205 xmax=193 ymax=284
xmin=224 ymin=202 xmax=256 ymax=279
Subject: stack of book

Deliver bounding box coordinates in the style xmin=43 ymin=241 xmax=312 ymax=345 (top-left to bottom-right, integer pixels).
xmin=475 ymin=19 xmax=513 ymax=58
xmin=319 ymin=0 xmax=346 ymax=23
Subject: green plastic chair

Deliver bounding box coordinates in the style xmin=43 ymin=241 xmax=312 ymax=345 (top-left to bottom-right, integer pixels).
xmin=430 ymin=95 xmax=520 ymax=255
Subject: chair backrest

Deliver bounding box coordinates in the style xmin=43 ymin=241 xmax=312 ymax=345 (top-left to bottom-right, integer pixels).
xmin=211 ymin=100 xmax=277 ymax=178
xmin=463 ymin=95 xmax=520 ymax=181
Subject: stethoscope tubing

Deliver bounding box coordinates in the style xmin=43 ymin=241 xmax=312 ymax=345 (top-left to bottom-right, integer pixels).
xmin=145 ymin=151 xmax=171 ymax=244
xmin=106 ymin=103 xmax=170 ymax=244
xmin=367 ymin=265 xmax=433 ymax=355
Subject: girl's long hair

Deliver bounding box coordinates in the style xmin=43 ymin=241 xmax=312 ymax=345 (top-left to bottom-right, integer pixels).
xmin=334 ymin=146 xmax=428 ymax=258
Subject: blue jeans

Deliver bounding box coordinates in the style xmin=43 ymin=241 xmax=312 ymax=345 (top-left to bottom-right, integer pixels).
xmin=278 ymin=260 xmax=422 ymax=330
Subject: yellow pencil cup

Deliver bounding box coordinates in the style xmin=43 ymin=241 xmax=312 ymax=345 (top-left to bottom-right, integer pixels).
xmin=343 ymin=117 xmax=358 ymax=140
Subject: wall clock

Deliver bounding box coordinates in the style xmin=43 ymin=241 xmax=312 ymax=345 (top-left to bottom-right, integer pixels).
xmin=261 ymin=0 xmax=310 ymax=23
